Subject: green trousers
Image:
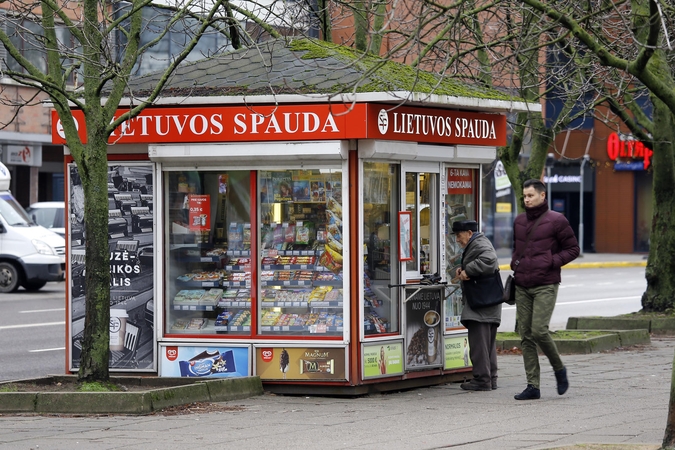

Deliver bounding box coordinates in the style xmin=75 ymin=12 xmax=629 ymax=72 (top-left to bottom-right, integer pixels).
xmin=515 ymin=284 xmax=564 ymax=389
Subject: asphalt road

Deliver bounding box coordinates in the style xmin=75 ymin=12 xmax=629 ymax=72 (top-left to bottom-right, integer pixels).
xmin=0 ymin=266 xmax=648 ymax=381
xmin=498 ymin=266 xmax=647 ymax=332
xmin=0 ymin=281 xmax=66 ymax=382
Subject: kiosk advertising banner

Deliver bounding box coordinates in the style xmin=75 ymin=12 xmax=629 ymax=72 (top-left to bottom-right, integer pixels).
xmin=405 ymin=286 xmax=443 ymax=370
xmin=256 ymin=347 xmax=346 ymax=381
xmin=160 ymin=346 xmax=251 ymax=378
xmin=68 ymin=163 xmax=155 ymax=371
xmin=444 ymin=334 xmax=472 ymax=370
xmin=188 ymin=194 xmax=211 ymax=231
xmin=362 ymin=341 xmax=404 ymax=379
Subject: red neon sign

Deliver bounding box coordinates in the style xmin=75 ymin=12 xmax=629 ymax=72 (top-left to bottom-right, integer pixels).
xmin=607 ymin=132 xmax=653 ymax=169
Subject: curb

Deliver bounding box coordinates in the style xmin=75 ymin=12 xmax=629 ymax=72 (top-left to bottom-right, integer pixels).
xmin=568 ymin=316 xmax=675 ymax=336
xmin=0 ymin=375 xmax=264 ymax=415
xmin=497 ymin=329 xmax=651 ymax=354
xmin=498 ymin=261 xmax=646 ymax=271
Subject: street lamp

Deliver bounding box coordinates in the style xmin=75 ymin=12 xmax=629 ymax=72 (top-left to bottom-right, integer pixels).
xmin=579 ymin=154 xmax=590 ymax=256
xmin=545 ymin=153 xmax=556 ymax=210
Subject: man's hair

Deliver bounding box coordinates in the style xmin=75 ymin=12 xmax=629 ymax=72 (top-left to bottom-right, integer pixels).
xmin=523 ymin=179 xmax=546 ymax=193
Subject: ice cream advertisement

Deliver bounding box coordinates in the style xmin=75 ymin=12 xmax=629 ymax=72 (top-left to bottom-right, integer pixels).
xmin=256 ymin=347 xmax=346 ymax=381
xmin=160 ymin=345 xmax=250 ymax=378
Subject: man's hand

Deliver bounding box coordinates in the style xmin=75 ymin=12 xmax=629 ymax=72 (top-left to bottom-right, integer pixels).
xmin=456 ymin=268 xmax=470 ymax=281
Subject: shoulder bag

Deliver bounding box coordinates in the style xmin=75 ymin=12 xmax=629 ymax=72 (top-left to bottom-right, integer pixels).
xmin=460 ymin=238 xmax=504 ymax=309
xmin=503 ymin=212 xmax=548 ymax=305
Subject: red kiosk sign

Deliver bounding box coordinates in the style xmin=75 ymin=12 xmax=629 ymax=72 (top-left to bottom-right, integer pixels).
xmin=52 ymin=104 xmax=507 ymax=147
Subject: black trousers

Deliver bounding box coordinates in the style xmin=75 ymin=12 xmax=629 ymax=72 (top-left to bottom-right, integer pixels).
xmin=464 ymin=320 xmax=499 ymax=387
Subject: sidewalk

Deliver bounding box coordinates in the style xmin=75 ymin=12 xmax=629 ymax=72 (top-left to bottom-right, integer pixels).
xmin=0 ymin=338 xmax=671 ymax=450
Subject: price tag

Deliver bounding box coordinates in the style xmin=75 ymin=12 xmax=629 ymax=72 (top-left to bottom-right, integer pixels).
xmin=283 ymin=281 xmax=291 ymax=286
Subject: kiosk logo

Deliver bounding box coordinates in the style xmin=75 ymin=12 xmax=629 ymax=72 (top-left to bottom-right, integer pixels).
xmin=261 ymin=348 xmax=274 ymax=362
xmin=56 ymin=117 xmax=79 ymax=140
xmin=377 ymin=109 xmax=389 ymax=134
xmin=166 ymin=347 xmax=179 ymax=361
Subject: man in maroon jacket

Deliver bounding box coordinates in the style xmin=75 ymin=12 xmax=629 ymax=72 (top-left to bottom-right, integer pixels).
xmin=511 ymin=179 xmax=580 ymax=400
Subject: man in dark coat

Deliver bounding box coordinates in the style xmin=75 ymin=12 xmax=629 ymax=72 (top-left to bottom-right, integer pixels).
xmin=511 ymin=179 xmax=580 ymax=400
xmin=454 ymin=220 xmax=502 ymax=391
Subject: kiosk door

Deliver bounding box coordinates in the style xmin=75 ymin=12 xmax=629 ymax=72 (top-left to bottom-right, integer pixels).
xmin=402 ymin=162 xmax=440 ymax=282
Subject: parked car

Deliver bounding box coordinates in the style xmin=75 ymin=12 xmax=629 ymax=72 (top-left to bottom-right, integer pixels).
xmin=26 ymin=202 xmax=66 ymax=237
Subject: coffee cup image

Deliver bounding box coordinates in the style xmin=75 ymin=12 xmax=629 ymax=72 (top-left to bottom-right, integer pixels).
xmin=423 ymin=310 xmax=440 ymax=327
xmin=109 ymin=309 xmax=128 ymax=352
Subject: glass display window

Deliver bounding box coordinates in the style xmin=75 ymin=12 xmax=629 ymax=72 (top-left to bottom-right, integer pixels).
xmin=444 ymin=167 xmax=478 ymax=332
xmin=362 ymin=162 xmax=400 ymax=336
xmin=404 ymin=171 xmax=438 ymax=277
xmin=165 ymin=170 xmax=253 ymax=336
xmin=258 ymin=169 xmax=345 ymax=336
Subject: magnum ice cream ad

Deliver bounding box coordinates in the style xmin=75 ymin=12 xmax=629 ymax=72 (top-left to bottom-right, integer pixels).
xmin=256 ymin=347 xmax=346 ymax=381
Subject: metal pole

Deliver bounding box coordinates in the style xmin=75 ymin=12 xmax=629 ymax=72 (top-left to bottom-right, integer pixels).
xmin=579 ymin=155 xmax=589 ymax=256
xmin=546 ymin=166 xmax=552 ymax=210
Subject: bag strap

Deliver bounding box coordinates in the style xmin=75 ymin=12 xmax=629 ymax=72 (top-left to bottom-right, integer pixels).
xmin=513 ymin=211 xmax=548 ymax=274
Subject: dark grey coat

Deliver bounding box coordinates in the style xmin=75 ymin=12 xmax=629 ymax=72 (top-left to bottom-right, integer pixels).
xmin=459 ymin=233 xmax=502 ymax=325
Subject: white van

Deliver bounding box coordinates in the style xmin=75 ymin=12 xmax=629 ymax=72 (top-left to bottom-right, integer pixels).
xmin=0 ymin=162 xmax=65 ymax=292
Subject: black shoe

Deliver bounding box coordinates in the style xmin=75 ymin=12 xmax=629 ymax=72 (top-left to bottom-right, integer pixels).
xmin=461 ymin=380 xmax=491 ymax=391
xmin=492 ymin=378 xmax=498 ymax=390
xmin=514 ymin=384 xmax=540 ymax=400
xmin=555 ymin=367 xmax=569 ymax=395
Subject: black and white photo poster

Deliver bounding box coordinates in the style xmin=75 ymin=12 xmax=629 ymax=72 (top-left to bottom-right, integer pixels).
xmin=68 ymin=163 xmax=156 ymax=371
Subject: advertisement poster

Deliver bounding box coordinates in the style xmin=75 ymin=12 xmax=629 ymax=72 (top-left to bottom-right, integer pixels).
xmin=188 ymin=194 xmax=211 ymax=231
xmin=405 ymin=286 xmax=443 ymax=370
xmin=444 ymin=335 xmax=472 ymax=370
xmin=446 ymin=168 xmax=474 ymax=194
xmin=160 ymin=346 xmax=251 ymax=378
xmin=69 ymin=163 xmax=155 ymax=371
xmin=256 ymin=347 xmax=346 ymax=381
xmin=363 ymin=341 xmax=404 ymax=379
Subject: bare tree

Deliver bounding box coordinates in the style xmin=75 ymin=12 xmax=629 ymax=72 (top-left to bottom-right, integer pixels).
xmin=0 ymin=0 xmax=296 ymax=382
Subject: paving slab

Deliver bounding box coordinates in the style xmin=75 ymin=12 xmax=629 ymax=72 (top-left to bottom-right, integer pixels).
xmin=0 ymin=338 xmax=671 ymax=450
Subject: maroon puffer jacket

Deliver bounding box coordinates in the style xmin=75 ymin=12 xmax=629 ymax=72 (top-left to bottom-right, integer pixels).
xmin=511 ymin=202 xmax=579 ymax=288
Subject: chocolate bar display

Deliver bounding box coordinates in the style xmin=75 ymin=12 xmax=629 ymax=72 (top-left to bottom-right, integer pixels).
xmin=299 ymin=358 xmax=335 ymax=374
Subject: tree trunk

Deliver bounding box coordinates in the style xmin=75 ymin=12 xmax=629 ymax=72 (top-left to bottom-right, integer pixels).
xmin=77 ymin=137 xmax=111 ymax=382
xmin=664 ymin=345 xmax=675 ymax=448
xmin=642 ymin=51 xmax=675 ymax=311
xmin=641 ymin=95 xmax=675 ymax=312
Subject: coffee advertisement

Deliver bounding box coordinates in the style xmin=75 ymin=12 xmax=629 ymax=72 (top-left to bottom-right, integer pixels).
xmin=405 ymin=286 xmax=443 ymax=370
xmin=68 ymin=162 xmax=156 ymax=372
